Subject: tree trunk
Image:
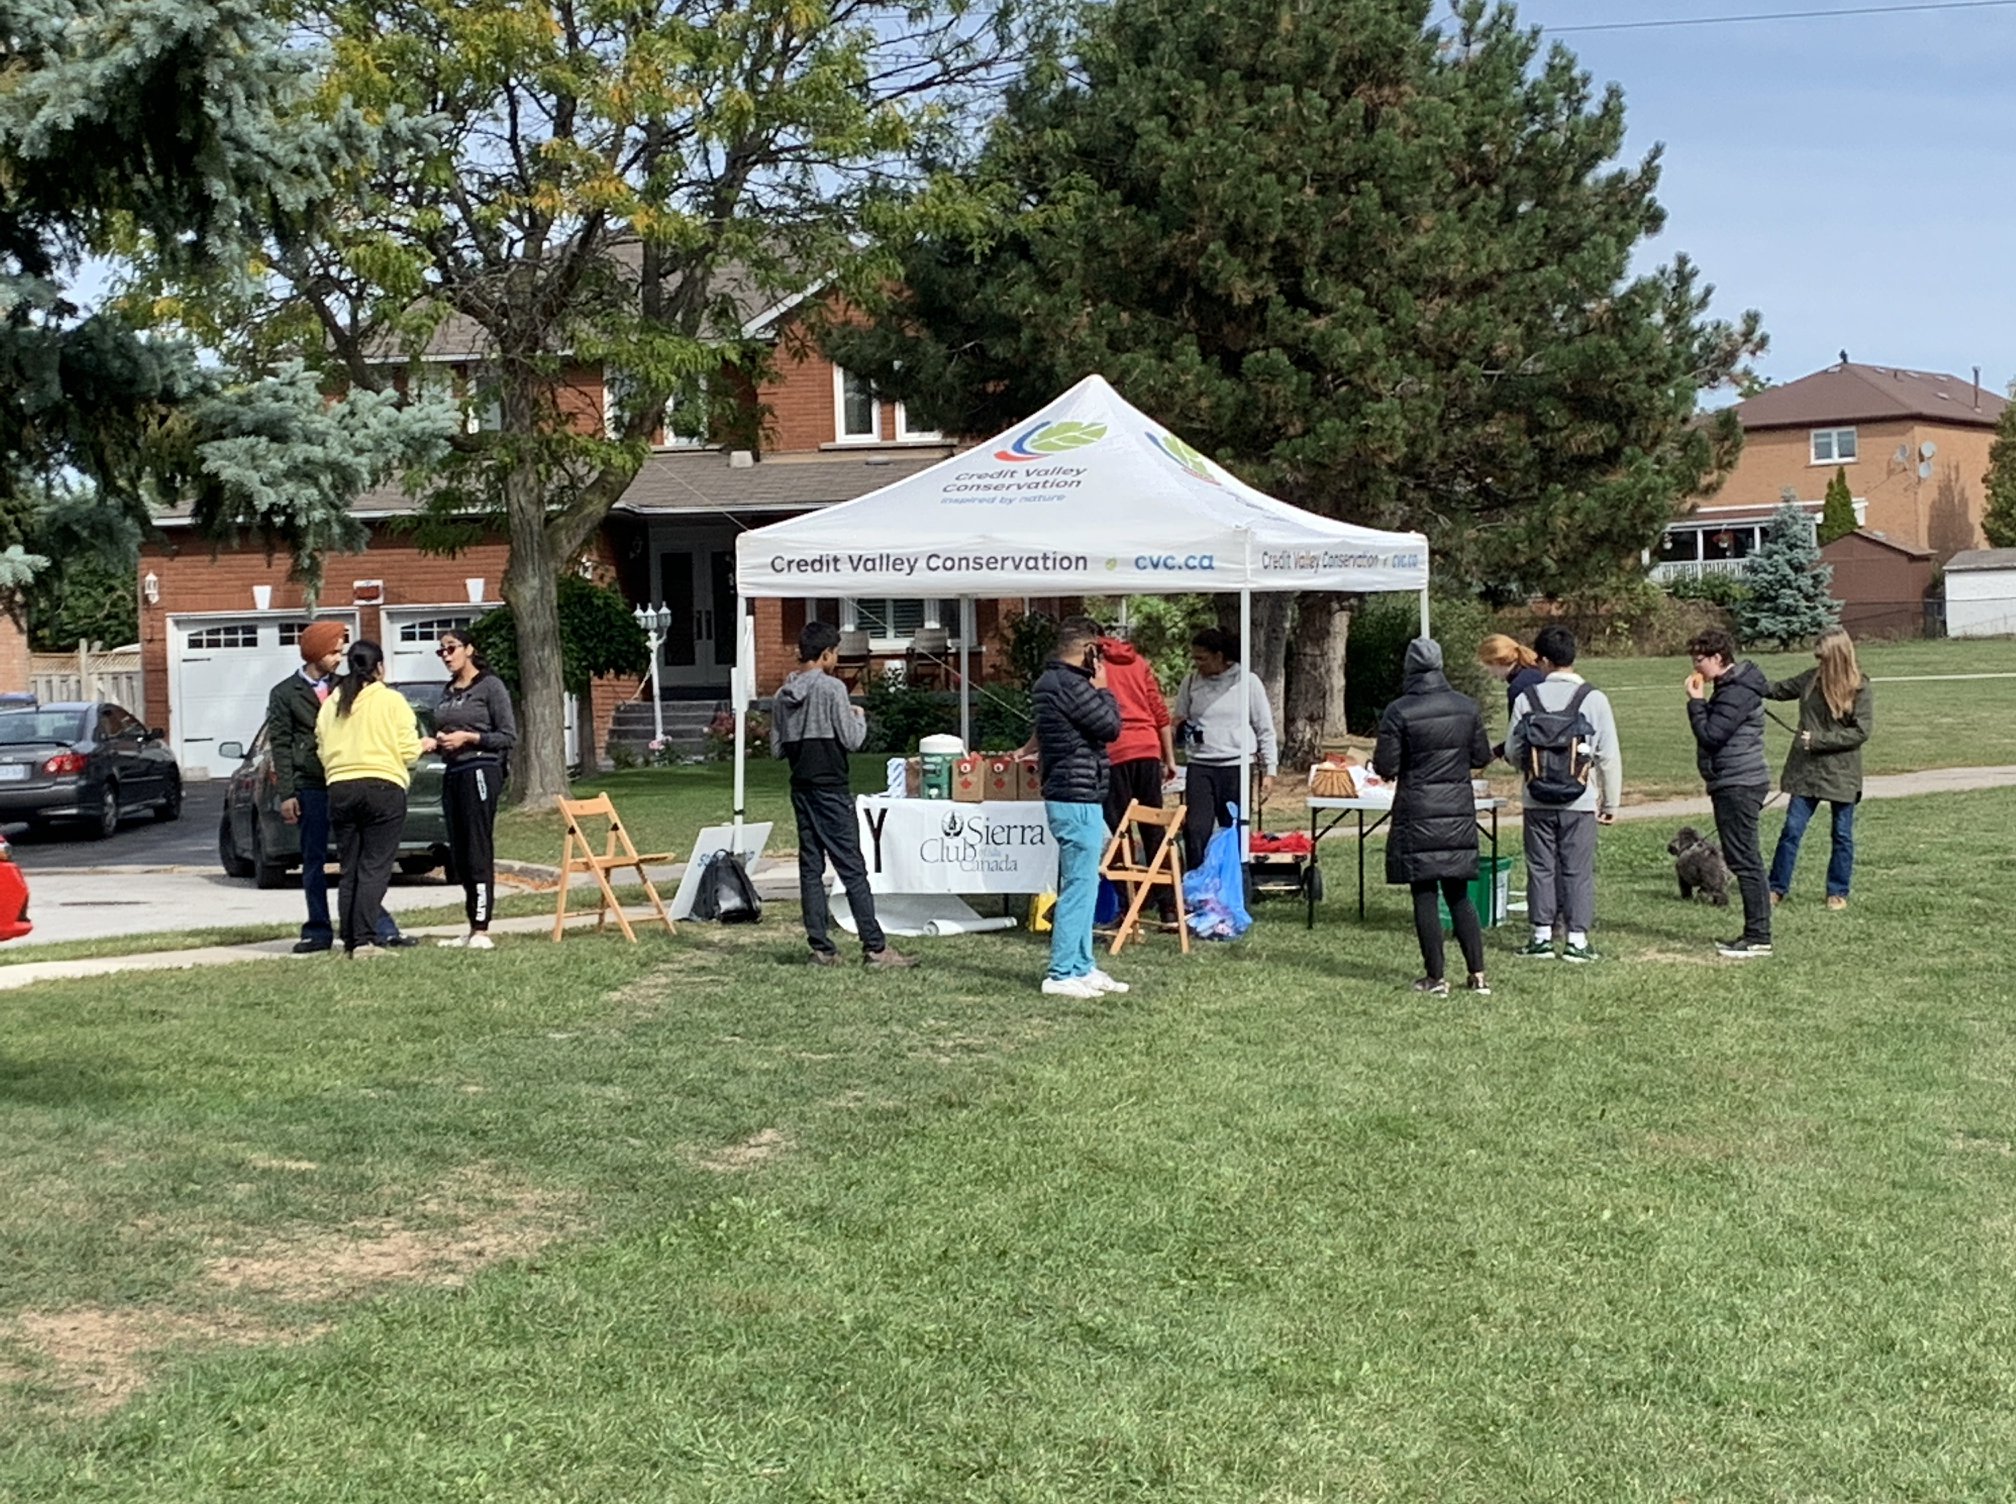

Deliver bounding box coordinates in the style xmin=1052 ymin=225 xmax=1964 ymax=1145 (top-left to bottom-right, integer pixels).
xmin=1282 ymin=592 xmax=1351 ymax=769
xmin=504 ymin=467 xmax=571 ymax=807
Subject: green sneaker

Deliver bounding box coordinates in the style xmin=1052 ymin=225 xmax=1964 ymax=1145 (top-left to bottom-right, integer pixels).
xmin=1561 ymin=942 xmax=1601 ymax=964
xmin=1514 ymin=938 xmax=1557 ymax=959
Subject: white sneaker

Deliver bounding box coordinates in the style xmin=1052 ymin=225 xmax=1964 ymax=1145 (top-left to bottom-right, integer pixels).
xmin=1085 ymin=969 xmax=1131 ymax=995
xmin=467 ymin=933 xmax=495 ymax=951
xmin=1040 ymin=976 xmax=1101 ymax=1000
xmin=436 ymin=935 xmax=469 ymax=949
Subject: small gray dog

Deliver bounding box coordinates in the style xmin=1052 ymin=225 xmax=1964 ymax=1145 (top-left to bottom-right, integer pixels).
xmin=1668 ymin=826 xmax=1731 ymax=907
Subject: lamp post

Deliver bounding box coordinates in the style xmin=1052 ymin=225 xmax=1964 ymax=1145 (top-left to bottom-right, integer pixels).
xmin=632 ymin=603 xmax=674 ymax=747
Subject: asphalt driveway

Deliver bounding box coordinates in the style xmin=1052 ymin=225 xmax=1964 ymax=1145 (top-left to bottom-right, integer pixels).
xmin=5 ymin=780 xmax=227 ymax=870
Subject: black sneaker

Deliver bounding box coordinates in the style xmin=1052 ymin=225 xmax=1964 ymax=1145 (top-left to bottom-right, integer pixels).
xmin=1716 ymin=938 xmax=1773 ymax=959
xmin=292 ymin=939 xmax=333 ymax=955
xmin=1410 ymin=977 xmax=1451 ymax=997
xmin=381 ymin=934 xmax=421 ymax=949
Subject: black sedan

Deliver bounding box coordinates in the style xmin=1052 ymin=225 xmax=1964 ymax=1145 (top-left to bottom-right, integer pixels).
xmin=0 ymin=701 xmax=185 ymax=838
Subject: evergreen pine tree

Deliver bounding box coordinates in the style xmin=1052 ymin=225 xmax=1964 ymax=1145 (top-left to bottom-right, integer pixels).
xmin=1983 ymin=397 xmax=2016 ymax=549
xmin=1737 ymin=503 xmax=1839 ymax=649
xmin=1817 ymin=466 xmax=1857 ymax=546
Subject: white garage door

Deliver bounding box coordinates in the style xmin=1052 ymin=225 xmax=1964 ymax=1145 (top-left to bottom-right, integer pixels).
xmin=383 ymin=608 xmax=478 ymax=686
xmin=170 ymin=613 xmax=359 ymax=777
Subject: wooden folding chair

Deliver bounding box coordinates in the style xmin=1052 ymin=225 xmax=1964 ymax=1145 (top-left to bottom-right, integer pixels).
xmin=1098 ymin=799 xmax=1190 ymax=956
xmin=552 ymin=793 xmax=677 ymax=942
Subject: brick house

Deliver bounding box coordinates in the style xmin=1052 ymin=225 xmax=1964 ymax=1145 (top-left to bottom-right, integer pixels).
xmin=1653 ymin=360 xmax=2007 ymax=589
xmin=137 ymin=288 xmax=1057 ymax=776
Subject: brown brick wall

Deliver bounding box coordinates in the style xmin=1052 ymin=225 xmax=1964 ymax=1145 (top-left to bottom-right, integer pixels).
xmin=0 ymin=608 xmax=30 ymax=694
xmin=1690 ymin=418 xmax=1997 ymax=561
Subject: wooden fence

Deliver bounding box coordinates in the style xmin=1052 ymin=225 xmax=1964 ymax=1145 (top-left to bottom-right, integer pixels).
xmin=29 ymin=643 xmax=143 ymax=711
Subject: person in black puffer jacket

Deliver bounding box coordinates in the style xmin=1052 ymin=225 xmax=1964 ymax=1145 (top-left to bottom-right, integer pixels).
xmin=1031 ymin=617 xmax=1123 ymax=999
xmin=1373 ymin=638 xmax=1494 ymax=996
xmin=1686 ymin=626 xmax=1772 ymax=958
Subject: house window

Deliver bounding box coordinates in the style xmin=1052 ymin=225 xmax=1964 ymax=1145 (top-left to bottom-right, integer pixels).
xmin=814 ymin=599 xmax=959 ymax=648
xmin=1656 ymin=528 xmax=1702 ymax=564
xmin=1810 ymin=427 xmax=1858 ymax=464
xmin=605 ymin=368 xmax=709 ymax=448
xmin=834 ymin=367 xmax=881 ymax=443
xmin=893 ymin=401 xmax=941 ymax=442
xmin=396 ymin=615 xmax=474 ymax=642
xmin=279 ymin=620 xmax=347 ymax=646
xmin=186 ymin=624 xmax=260 ymax=649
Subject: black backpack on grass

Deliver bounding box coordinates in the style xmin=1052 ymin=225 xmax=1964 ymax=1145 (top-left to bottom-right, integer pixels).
xmin=691 ymin=850 xmax=762 ymax=924
xmin=1517 ymin=682 xmax=1597 ymax=805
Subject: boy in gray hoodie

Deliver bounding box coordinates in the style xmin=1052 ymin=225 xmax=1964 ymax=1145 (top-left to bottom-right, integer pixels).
xmin=1504 ymin=625 xmax=1623 ymax=963
xmin=772 ymin=620 xmax=913 ymax=968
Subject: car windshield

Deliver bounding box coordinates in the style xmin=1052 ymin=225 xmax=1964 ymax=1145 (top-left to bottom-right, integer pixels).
xmin=390 ymin=683 xmax=438 ymax=735
xmin=0 ymin=710 xmax=85 ymax=746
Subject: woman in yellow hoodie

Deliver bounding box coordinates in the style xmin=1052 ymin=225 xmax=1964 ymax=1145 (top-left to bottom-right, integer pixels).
xmin=316 ymin=641 xmax=426 ymax=956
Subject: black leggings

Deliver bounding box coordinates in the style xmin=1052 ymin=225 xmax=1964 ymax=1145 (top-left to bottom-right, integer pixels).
xmin=1411 ymin=877 xmax=1485 ymax=982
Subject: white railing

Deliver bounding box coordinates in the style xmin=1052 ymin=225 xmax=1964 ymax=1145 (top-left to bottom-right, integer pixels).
xmin=1650 ymin=558 xmax=1753 ymax=585
xmin=29 ymin=643 xmax=142 ymax=711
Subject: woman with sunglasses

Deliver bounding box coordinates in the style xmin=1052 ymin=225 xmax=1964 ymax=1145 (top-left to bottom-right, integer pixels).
xmin=433 ymin=628 xmax=518 ymax=950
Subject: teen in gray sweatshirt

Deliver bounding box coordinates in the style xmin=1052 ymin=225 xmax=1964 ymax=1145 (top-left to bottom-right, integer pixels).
xmin=1172 ymin=627 xmax=1278 ymax=869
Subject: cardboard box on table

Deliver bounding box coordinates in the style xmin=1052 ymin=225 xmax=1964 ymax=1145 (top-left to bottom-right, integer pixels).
xmin=985 ymin=756 xmax=1019 ymax=800
xmin=952 ymin=755 xmax=986 ymax=803
xmin=1015 ymin=757 xmax=1043 ymax=802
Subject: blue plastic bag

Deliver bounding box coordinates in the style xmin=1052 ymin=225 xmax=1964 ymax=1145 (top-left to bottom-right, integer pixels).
xmin=1182 ymin=804 xmax=1253 ymax=940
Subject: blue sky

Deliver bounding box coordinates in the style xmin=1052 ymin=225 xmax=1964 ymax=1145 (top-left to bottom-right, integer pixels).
xmin=1518 ymin=0 xmax=2016 ymax=396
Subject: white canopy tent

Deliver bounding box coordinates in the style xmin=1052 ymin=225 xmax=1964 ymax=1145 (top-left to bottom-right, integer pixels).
xmin=731 ymin=374 xmax=1431 ymax=850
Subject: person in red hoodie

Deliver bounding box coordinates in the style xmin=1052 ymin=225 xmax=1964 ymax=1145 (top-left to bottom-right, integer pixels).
xmin=1084 ymin=619 xmax=1177 ymax=923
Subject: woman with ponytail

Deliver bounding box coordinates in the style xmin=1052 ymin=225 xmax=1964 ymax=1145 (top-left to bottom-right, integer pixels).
xmin=432 ymin=628 xmax=517 ymax=950
xmin=1767 ymin=626 xmax=1874 ymax=910
xmin=1478 ymin=633 xmax=1547 ymax=761
xmin=314 ymin=640 xmax=424 ymax=957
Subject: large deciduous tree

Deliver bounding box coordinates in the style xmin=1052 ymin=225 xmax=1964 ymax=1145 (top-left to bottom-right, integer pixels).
xmin=826 ymin=0 xmax=1765 ymax=761
xmin=2 ymin=0 xmax=454 ymax=618
xmin=1983 ymin=395 xmax=2016 ymax=550
xmin=176 ymin=0 xmax=1042 ymax=803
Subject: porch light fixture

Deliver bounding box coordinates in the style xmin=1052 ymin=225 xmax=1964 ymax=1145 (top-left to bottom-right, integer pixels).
xmin=141 ymin=571 xmax=160 ymax=606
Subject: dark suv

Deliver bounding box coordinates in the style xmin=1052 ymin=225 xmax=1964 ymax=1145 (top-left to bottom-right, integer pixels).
xmin=216 ymin=684 xmax=450 ymax=888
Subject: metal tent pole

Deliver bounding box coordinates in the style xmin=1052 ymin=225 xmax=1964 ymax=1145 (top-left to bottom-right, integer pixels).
xmin=1239 ymin=530 xmax=1254 ymax=862
xmin=731 ymin=604 xmax=749 ymax=834
xmin=959 ymin=597 xmax=972 ymax=748
xmin=1419 ymin=584 xmax=1431 ymax=638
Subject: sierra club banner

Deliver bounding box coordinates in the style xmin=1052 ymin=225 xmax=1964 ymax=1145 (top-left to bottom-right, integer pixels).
xmin=853 ymin=798 xmax=1060 ymax=895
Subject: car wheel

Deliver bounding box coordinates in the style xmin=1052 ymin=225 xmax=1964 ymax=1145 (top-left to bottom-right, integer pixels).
xmin=155 ymin=773 xmax=183 ymax=822
xmin=89 ymin=783 xmax=119 ymax=840
xmin=397 ymin=855 xmax=440 ymax=877
xmin=219 ymin=812 xmax=255 ymax=879
xmin=251 ymin=820 xmax=292 ymax=890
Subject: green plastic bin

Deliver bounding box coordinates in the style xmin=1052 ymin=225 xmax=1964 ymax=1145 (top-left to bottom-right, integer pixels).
xmin=1440 ymin=854 xmax=1514 ymax=930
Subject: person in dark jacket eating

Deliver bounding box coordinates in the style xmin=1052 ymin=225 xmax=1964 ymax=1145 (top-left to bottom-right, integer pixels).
xmin=1373 ymin=638 xmax=1495 ymax=997
xmin=433 ymin=628 xmax=518 ymax=950
xmin=1032 ymin=617 xmax=1125 ymax=1000
xmin=1685 ymin=627 xmax=1772 ymax=958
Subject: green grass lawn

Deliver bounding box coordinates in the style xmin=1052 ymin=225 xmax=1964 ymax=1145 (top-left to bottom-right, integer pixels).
xmin=6 ymin=789 xmax=2016 ymax=1498
xmin=494 ymin=637 xmax=2016 ymax=868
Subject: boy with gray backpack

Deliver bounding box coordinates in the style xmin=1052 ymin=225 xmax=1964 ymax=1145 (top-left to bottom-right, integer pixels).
xmin=1503 ymin=625 xmax=1624 ymax=962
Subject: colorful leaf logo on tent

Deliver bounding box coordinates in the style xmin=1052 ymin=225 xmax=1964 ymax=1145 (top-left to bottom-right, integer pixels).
xmin=994 ymin=420 xmax=1108 ymax=462
xmin=1149 ymin=432 xmax=1222 ymax=486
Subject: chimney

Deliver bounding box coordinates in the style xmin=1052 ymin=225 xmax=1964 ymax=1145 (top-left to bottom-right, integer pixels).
xmin=728 ymin=449 xmax=755 ymax=469
xmin=1975 ymin=366 xmax=1982 ymax=411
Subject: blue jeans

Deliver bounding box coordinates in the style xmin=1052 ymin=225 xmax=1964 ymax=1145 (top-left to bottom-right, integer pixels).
xmin=296 ymin=788 xmax=401 ymax=945
xmin=1768 ymin=795 xmax=1856 ymax=900
xmin=1045 ymin=801 xmax=1105 ymax=981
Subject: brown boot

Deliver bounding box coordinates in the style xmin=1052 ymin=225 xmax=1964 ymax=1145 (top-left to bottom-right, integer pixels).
xmin=808 ymin=949 xmax=844 ymax=967
xmin=864 ymin=947 xmax=918 ymax=969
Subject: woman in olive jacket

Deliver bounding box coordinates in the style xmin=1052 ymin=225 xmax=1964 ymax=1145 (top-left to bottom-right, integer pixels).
xmin=1374 ymin=638 xmax=1495 ymax=996
xmin=1766 ymin=626 xmax=1874 ymax=909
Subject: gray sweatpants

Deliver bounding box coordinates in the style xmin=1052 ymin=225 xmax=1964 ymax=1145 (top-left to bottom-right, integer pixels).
xmin=1524 ymin=806 xmax=1597 ymax=935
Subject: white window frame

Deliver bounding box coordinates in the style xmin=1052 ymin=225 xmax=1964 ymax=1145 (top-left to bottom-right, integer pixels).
xmin=833 ymin=366 xmax=882 ymax=445
xmin=604 ymin=368 xmax=710 ymax=449
xmin=395 ymin=614 xmax=476 ymax=643
xmin=1810 ymin=427 xmax=1858 ymax=465
xmin=893 ymin=401 xmax=941 ymax=442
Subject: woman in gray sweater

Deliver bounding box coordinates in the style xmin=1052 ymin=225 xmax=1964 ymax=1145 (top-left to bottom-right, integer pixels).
xmin=433 ymin=628 xmax=518 ymax=950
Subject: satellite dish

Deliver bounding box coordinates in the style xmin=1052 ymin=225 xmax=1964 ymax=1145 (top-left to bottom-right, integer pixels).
xmin=1920 ymin=441 xmax=1937 ymax=459
xmin=1894 ymin=444 xmax=1910 ymax=464
xmin=1918 ymin=462 xmax=1934 ymax=479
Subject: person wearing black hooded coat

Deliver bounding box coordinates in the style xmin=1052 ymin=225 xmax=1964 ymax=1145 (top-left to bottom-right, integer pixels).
xmin=1373 ymin=638 xmax=1495 ymax=996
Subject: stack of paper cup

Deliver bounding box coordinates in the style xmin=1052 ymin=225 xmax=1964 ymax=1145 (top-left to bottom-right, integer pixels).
xmin=886 ymin=757 xmax=908 ymax=797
